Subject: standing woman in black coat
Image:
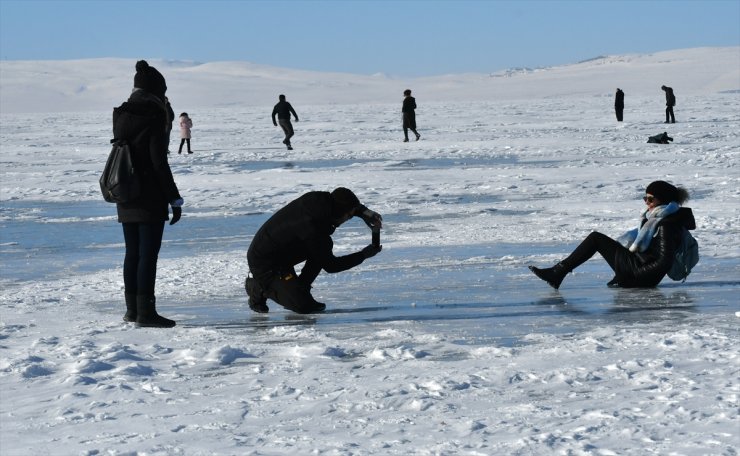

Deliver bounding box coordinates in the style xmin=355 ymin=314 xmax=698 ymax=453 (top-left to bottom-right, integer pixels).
xmin=614 ymin=88 xmax=624 ymax=122
xmin=529 ymin=181 xmax=695 ymax=289
xmin=113 ymin=60 xmax=183 ymax=327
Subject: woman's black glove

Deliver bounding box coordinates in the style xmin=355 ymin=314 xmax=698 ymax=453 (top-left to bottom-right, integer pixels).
xmin=170 ymin=206 xmax=182 ymax=225
xmin=170 ymin=198 xmax=183 ymax=225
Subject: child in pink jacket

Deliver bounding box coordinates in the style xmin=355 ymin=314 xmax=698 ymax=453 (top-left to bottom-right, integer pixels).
xmin=178 ymin=113 xmax=193 ymax=154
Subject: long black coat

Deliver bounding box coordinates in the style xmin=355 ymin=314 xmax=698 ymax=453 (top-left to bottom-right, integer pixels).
xmin=615 ymin=89 xmax=624 ymax=109
xmin=113 ymin=90 xmax=181 ymax=223
xmin=402 ymin=96 xmax=416 ymax=114
xmin=247 ymin=191 xmax=366 ymax=276
xmin=402 ymin=96 xmax=417 ymax=129
xmin=613 ymin=207 xmax=696 ymax=287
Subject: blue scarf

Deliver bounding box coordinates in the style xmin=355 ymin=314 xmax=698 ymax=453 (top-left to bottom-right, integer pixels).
xmin=620 ymin=202 xmax=680 ymax=253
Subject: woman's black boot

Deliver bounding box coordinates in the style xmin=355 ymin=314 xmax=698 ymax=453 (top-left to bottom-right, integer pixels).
xmin=529 ymin=262 xmax=569 ymax=290
xmin=136 ymin=295 xmax=176 ymax=328
xmin=123 ymin=293 xmax=137 ymax=322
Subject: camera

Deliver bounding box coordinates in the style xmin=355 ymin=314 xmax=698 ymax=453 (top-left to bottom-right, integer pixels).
xmin=371 ymin=226 xmax=380 ymax=247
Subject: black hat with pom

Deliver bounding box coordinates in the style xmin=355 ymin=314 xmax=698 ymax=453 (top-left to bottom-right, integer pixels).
xmin=134 ymin=60 xmax=167 ymax=100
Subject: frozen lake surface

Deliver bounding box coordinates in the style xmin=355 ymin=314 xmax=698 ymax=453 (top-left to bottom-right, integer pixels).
xmin=2 ymin=158 xmax=737 ymax=348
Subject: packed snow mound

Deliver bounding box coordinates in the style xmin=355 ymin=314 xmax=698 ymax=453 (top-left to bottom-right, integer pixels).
xmin=1 ymin=47 xmax=738 ymax=113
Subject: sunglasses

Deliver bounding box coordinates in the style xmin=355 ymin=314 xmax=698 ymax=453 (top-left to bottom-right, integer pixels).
xmin=643 ymin=195 xmax=656 ymax=203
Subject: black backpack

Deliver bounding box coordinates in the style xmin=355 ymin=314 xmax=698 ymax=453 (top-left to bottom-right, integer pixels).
xmin=666 ymin=228 xmax=699 ymax=282
xmin=99 ymin=139 xmax=142 ymax=203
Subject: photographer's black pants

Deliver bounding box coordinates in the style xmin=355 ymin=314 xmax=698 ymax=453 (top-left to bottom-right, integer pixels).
xmin=251 ymin=259 xmax=323 ymax=313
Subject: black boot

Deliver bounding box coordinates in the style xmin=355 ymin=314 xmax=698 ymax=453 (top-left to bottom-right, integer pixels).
xmin=245 ymin=277 xmax=269 ymax=313
xmin=123 ymin=293 xmax=137 ymax=322
xmin=308 ymin=301 xmax=326 ymax=313
xmin=529 ymin=262 xmax=569 ymax=290
xmin=136 ymin=295 xmax=176 ymax=328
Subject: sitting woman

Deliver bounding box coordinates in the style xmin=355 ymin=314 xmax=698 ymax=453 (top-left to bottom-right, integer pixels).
xmin=529 ymin=180 xmax=696 ymax=289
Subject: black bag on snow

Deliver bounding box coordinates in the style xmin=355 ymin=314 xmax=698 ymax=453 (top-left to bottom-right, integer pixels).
xmin=99 ymin=139 xmax=141 ymax=203
xmin=647 ymin=132 xmax=673 ymax=144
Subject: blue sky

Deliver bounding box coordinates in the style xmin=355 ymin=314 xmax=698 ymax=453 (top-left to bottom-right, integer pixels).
xmin=1 ymin=0 xmax=738 ymax=77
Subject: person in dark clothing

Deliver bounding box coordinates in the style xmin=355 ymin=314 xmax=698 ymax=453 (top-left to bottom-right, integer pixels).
xmin=402 ymin=89 xmax=420 ymax=142
xmin=245 ymin=188 xmax=383 ymax=314
xmin=615 ymin=88 xmax=624 ymax=122
xmin=529 ymin=181 xmax=695 ymax=289
xmin=271 ymin=94 xmax=299 ymax=150
xmin=662 ymin=85 xmax=676 ymax=123
xmin=164 ymin=97 xmax=174 ymax=153
xmin=113 ymin=60 xmax=183 ymax=328
xmin=647 ymin=132 xmax=673 ymax=144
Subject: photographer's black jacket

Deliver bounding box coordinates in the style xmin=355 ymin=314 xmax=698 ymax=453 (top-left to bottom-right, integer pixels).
xmin=247 ymin=191 xmax=366 ymax=275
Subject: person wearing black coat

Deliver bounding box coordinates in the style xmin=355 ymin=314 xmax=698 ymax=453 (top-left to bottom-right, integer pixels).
xmin=647 ymin=132 xmax=673 ymax=144
xmin=113 ymin=60 xmax=183 ymax=328
xmin=272 ymin=94 xmax=299 ymax=150
xmin=662 ymin=85 xmax=676 ymax=123
xmin=529 ymin=181 xmax=696 ymax=289
xmin=245 ymin=188 xmax=383 ymax=314
xmin=402 ymin=89 xmax=421 ymax=142
xmin=164 ymin=96 xmax=174 ymax=151
xmin=615 ymin=88 xmax=624 ymax=122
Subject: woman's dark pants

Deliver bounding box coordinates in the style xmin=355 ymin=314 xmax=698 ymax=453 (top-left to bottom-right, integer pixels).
xmin=122 ymin=222 xmax=165 ymax=296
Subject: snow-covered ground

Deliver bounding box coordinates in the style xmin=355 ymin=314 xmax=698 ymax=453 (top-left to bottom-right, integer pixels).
xmin=1 ymin=48 xmax=739 ymax=455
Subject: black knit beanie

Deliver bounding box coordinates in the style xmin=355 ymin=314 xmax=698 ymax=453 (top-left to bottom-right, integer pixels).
xmin=645 ymin=180 xmax=678 ymax=203
xmin=134 ymin=60 xmax=167 ymax=100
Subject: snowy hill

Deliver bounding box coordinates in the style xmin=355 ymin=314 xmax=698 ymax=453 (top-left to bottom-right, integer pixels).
xmin=0 ymin=46 xmax=738 ymax=113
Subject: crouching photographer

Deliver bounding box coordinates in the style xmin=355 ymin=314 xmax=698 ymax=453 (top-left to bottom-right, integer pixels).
xmin=245 ymin=187 xmax=382 ymax=314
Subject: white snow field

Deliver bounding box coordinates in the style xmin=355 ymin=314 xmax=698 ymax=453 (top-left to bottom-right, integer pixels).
xmin=1 ymin=47 xmax=739 ymax=455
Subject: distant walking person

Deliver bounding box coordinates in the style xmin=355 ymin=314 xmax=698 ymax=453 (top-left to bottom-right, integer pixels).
xmin=661 ymin=85 xmax=676 ymax=123
xmin=615 ymin=88 xmax=624 ymax=122
xmin=272 ymin=94 xmax=299 ymax=150
xmin=402 ymin=89 xmax=420 ymax=142
xmin=178 ymin=112 xmax=193 ymax=154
